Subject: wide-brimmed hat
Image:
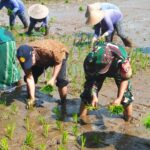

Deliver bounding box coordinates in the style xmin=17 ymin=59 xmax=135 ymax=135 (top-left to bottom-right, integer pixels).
xmin=85 ymin=2 xmax=101 ymax=17
xmin=17 ymin=45 xmax=33 ymax=70
xmin=86 ymin=9 xmax=105 ymax=26
xmin=28 ymin=4 xmax=49 ymax=19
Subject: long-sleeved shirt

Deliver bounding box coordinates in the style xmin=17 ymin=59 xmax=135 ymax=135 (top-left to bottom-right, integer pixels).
xmin=94 ymin=9 xmax=123 ymax=38
xmin=0 ymin=0 xmax=25 ymax=14
xmin=99 ymin=2 xmax=120 ymax=11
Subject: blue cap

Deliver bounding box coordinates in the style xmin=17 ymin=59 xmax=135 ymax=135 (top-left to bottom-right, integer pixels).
xmin=17 ymin=45 xmax=33 ymax=70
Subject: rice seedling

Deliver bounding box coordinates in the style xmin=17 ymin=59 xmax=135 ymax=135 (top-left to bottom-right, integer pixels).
xmin=24 ymin=131 xmax=34 ymax=148
xmin=5 ymin=123 xmax=16 ymax=140
xmin=143 ymin=115 xmax=150 ymax=129
xmin=72 ymin=124 xmax=78 ymax=137
xmin=10 ymin=103 xmax=18 ymax=114
xmin=38 ymin=115 xmax=46 ymax=125
xmin=56 ymin=120 xmax=63 ymax=132
xmin=72 ymin=113 xmax=78 ymax=124
xmin=40 ymin=84 xmax=54 ymax=94
xmin=38 ymin=143 xmax=46 ymax=150
xmin=61 ymin=131 xmax=69 ymax=144
xmin=81 ymin=135 xmax=86 ymax=150
xmin=79 ymin=6 xmax=84 ymax=12
xmin=0 ymin=137 xmax=9 ymax=150
xmin=24 ymin=116 xmax=30 ymax=131
xmin=108 ymin=105 xmax=124 ymax=115
xmin=43 ymin=123 xmax=50 ymax=138
xmin=39 ymin=27 xmax=46 ymax=34
xmin=85 ymin=104 xmax=100 ymax=111
xmin=52 ymin=106 xmax=61 ymax=120
xmin=58 ymin=144 xmax=66 ymax=150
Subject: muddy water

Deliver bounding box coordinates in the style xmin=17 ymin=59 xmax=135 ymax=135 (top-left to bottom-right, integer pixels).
xmin=0 ymin=0 xmax=150 ymax=149
xmin=0 ymin=70 xmax=150 ymax=150
xmin=0 ymin=0 xmax=150 ymax=48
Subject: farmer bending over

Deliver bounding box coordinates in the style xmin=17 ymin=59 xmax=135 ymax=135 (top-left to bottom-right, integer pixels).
xmin=26 ymin=4 xmax=49 ymax=36
xmin=0 ymin=0 xmax=28 ymax=29
xmin=17 ymin=39 xmax=69 ymax=108
xmin=79 ymin=42 xmax=134 ymax=122
xmin=85 ymin=3 xmax=132 ymax=47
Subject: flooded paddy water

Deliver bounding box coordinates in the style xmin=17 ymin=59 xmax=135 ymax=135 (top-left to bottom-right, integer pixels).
xmin=0 ymin=0 xmax=150 ymax=149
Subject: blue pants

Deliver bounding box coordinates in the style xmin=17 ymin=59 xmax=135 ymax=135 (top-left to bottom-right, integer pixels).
xmin=9 ymin=11 xmax=28 ymax=28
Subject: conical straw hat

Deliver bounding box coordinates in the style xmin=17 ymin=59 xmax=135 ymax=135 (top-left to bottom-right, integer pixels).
xmin=85 ymin=2 xmax=101 ymax=17
xmin=28 ymin=4 xmax=49 ymax=19
xmin=86 ymin=9 xmax=105 ymax=26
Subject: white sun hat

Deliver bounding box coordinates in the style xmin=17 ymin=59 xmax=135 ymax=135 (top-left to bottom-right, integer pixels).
xmin=28 ymin=4 xmax=49 ymax=19
xmin=86 ymin=9 xmax=105 ymax=26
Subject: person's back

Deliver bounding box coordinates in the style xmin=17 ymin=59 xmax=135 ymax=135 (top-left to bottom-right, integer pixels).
xmin=0 ymin=0 xmax=25 ymax=12
xmin=100 ymin=2 xmax=120 ymax=11
xmin=28 ymin=39 xmax=68 ymax=67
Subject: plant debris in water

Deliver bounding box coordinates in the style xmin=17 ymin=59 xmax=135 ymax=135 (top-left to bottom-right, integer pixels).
xmin=108 ymin=105 xmax=124 ymax=115
xmin=143 ymin=115 xmax=150 ymax=129
xmin=40 ymin=85 xmax=53 ymax=94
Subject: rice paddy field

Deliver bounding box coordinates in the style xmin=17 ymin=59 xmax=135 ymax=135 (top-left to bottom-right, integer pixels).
xmin=0 ymin=0 xmax=150 ymax=150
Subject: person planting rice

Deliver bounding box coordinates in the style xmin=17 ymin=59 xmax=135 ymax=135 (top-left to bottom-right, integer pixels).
xmin=17 ymin=39 xmax=69 ymax=108
xmin=85 ymin=2 xmax=133 ymax=47
xmin=0 ymin=0 xmax=28 ymax=30
xmin=79 ymin=42 xmax=134 ymax=122
xmin=26 ymin=4 xmax=49 ymax=36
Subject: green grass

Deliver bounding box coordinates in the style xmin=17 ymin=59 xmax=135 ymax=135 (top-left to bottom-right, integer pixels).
xmin=79 ymin=6 xmax=84 ymax=12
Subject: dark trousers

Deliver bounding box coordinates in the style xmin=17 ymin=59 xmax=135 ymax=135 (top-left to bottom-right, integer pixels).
xmin=9 ymin=11 xmax=28 ymax=28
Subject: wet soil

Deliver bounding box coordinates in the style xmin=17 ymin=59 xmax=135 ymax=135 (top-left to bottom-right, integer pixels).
xmin=0 ymin=0 xmax=150 ymax=47
xmin=0 ymin=70 xmax=150 ymax=150
xmin=0 ymin=0 xmax=150 ymax=150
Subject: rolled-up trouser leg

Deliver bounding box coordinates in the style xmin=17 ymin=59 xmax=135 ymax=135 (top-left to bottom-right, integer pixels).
xmin=115 ymin=20 xmax=132 ymax=47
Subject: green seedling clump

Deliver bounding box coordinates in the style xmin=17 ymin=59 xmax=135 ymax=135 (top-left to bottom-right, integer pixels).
xmin=6 ymin=123 xmax=16 ymax=140
xmin=0 ymin=137 xmax=9 ymax=150
xmin=108 ymin=105 xmax=124 ymax=115
xmin=85 ymin=104 xmax=100 ymax=111
xmin=24 ymin=131 xmax=34 ymax=148
xmin=143 ymin=115 xmax=150 ymax=129
xmin=40 ymin=85 xmax=53 ymax=94
xmin=38 ymin=143 xmax=46 ymax=150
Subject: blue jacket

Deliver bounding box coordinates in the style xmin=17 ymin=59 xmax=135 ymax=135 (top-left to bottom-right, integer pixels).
xmin=0 ymin=0 xmax=25 ymax=14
